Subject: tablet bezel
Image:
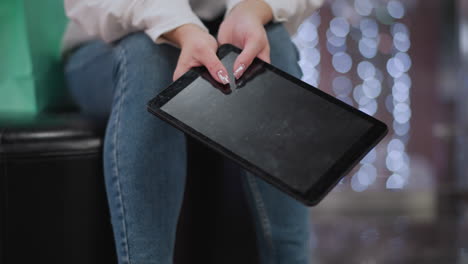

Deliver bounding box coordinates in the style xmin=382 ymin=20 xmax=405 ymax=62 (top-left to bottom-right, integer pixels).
xmin=147 ymin=44 xmax=388 ymax=206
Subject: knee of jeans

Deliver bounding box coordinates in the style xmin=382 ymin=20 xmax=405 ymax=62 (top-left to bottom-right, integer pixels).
xmin=266 ymin=23 xmax=303 ymax=79
xmin=112 ymin=32 xmax=180 ymax=94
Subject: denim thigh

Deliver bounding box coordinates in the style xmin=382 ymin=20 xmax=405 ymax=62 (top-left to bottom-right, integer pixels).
xmin=65 ymin=33 xmax=188 ymax=264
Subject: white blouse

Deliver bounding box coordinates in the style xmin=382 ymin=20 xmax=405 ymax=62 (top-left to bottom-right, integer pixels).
xmin=63 ymin=0 xmax=323 ymax=52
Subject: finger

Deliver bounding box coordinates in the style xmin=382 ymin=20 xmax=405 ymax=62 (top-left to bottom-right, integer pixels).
xmin=217 ymin=27 xmax=231 ymax=45
xmin=257 ymin=45 xmax=271 ymax=64
xmin=233 ymin=37 xmax=265 ymax=79
xmin=197 ymin=48 xmax=230 ymax=85
xmin=173 ymin=54 xmax=201 ymax=81
xmin=173 ymin=61 xmax=190 ymax=81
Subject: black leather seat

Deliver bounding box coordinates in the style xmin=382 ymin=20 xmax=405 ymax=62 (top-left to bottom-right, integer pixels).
xmin=0 ymin=113 xmax=258 ymax=263
xmin=0 ymin=113 xmax=116 ymax=263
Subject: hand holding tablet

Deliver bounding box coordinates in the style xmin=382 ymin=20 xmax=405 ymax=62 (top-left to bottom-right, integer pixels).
xmin=147 ymin=44 xmax=388 ymax=206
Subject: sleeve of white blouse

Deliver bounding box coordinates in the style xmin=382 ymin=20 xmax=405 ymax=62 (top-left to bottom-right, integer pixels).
xmin=226 ymin=0 xmax=324 ymax=35
xmin=64 ymin=0 xmax=208 ymax=44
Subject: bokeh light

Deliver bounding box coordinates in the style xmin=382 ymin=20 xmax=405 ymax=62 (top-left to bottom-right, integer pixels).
xmin=387 ymin=0 xmax=405 ymax=19
xmin=354 ymin=0 xmax=373 ymax=16
xmin=332 ymin=76 xmax=353 ymax=96
xmin=332 ymin=52 xmax=353 ymax=73
xmin=330 ymin=17 xmax=351 ymax=37
xmin=360 ymin=18 xmax=379 ymax=38
xmin=357 ymin=61 xmax=376 ymax=80
xmin=359 ymin=37 xmax=379 ymax=58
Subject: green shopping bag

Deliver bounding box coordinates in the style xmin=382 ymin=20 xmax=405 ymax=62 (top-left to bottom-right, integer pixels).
xmin=0 ymin=0 xmax=72 ymax=114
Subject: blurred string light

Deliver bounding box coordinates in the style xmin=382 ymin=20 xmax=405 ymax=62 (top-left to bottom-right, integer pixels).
xmin=295 ymin=0 xmax=412 ymax=192
xmin=294 ymin=11 xmax=321 ymax=87
xmin=360 ymin=0 xmax=411 ymax=191
xmin=328 ymin=2 xmax=354 ymax=109
xmin=386 ymin=20 xmax=412 ymax=189
xmin=319 ymin=0 xmax=412 ymax=192
xmin=329 ymin=16 xmax=352 ymax=74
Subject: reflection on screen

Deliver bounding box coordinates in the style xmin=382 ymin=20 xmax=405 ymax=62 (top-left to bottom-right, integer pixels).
xmin=161 ymin=52 xmax=373 ymax=194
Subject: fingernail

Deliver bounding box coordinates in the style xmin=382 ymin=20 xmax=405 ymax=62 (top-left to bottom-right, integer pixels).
xmin=217 ymin=70 xmax=230 ymax=84
xmin=233 ymin=64 xmax=246 ymax=79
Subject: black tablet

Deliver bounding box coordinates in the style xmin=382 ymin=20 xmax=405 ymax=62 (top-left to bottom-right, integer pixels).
xmin=147 ymin=44 xmax=387 ymax=206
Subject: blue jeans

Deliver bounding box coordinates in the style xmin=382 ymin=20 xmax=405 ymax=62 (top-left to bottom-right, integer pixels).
xmin=65 ymin=23 xmax=311 ymax=264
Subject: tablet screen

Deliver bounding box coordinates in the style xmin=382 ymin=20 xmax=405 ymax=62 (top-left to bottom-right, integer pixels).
xmin=160 ymin=51 xmax=375 ymax=194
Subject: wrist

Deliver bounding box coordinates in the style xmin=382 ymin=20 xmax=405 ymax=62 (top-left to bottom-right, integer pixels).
xmin=163 ymin=24 xmax=205 ymax=48
xmin=255 ymin=0 xmax=274 ymax=25
xmin=230 ymin=0 xmax=273 ymax=25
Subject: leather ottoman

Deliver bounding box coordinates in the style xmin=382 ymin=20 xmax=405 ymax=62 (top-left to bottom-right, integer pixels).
xmin=0 ymin=113 xmax=116 ymax=263
xmin=0 ymin=113 xmax=258 ymax=264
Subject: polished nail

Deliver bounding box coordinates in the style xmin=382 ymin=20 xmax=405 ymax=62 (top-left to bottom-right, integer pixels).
xmin=217 ymin=70 xmax=230 ymax=84
xmin=233 ymin=64 xmax=246 ymax=79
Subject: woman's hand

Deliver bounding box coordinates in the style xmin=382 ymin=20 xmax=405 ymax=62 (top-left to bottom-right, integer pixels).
xmin=217 ymin=0 xmax=273 ymax=79
xmin=164 ymin=24 xmax=230 ymax=84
